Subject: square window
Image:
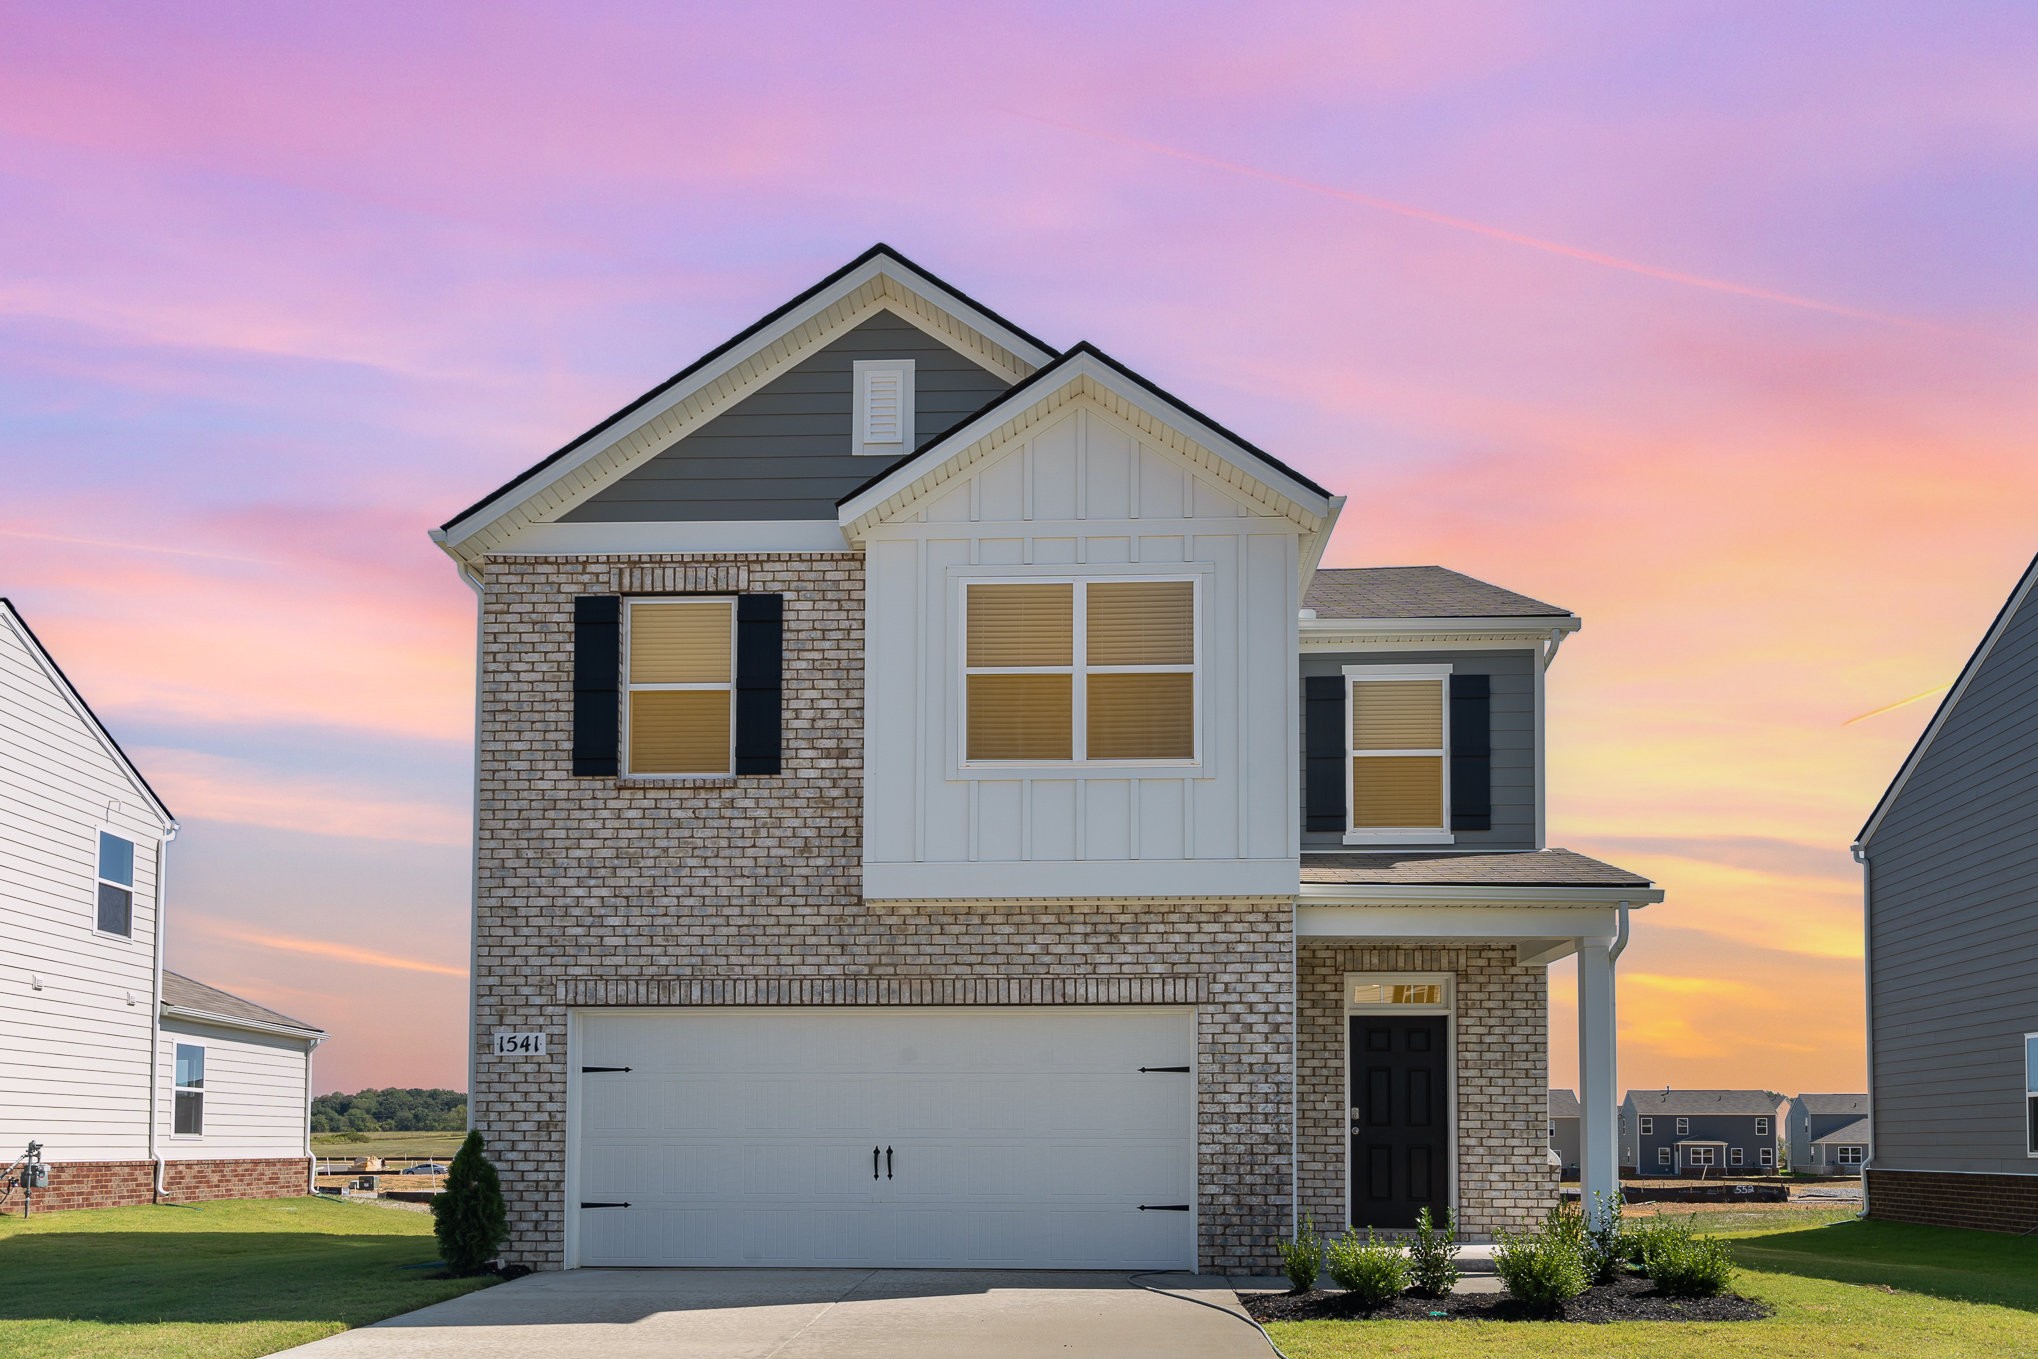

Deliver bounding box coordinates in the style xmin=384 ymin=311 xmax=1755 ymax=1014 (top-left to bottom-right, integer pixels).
xmin=1346 ymin=673 xmax=1448 ymax=832
xmin=95 ymin=831 xmax=135 ymax=937
xmin=173 ymin=1044 xmax=204 ymax=1136
xmin=625 ymin=599 xmax=734 ymax=775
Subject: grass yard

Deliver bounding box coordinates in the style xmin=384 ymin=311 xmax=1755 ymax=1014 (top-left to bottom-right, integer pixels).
xmin=310 ymin=1130 xmax=467 ymax=1160
xmin=0 ymin=1196 xmax=494 ymax=1359
xmin=1265 ymin=1207 xmax=2038 ymax=1358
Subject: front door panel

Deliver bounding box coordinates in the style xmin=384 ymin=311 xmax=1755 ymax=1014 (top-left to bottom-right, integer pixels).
xmin=1348 ymin=1015 xmax=1448 ymax=1229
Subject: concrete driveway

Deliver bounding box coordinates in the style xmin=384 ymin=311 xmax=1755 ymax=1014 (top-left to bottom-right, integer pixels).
xmin=273 ymin=1269 xmax=1273 ymax=1359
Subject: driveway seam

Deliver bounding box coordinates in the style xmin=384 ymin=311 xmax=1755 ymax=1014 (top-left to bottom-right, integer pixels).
xmin=757 ymin=1268 xmax=878 ymax=1359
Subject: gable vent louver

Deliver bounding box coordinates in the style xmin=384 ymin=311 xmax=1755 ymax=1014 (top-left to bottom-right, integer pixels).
xmin=852 ymin=358 xmax=915 ymax=455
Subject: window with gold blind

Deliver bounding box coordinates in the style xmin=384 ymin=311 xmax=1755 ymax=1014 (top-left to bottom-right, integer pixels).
xmin=963 ymin=578 xmax=1196 ymax=763
xmin=625 ymin=598 xmax=735 ymax=775
xmin=1346 ymin=666 xmax=1450 ymax=834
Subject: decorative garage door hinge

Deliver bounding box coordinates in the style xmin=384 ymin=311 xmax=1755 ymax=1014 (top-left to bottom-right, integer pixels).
xmin=1137 ymin=1203 xmax=1190 ymax=1211
xmin=579 ymin=1201 xmax=631 ymax=1209
xmin=580 ymin=1066 xmax=632 ymax=1073
xmin=1138 ymin=1065 xmax=1190 ymax=1073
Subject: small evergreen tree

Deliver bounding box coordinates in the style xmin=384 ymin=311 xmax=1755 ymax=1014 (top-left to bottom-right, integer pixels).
xmin=432 ymin=1131 xmax=508 ymax=1274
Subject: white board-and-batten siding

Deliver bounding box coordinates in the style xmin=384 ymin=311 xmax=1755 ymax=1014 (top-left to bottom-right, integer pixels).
xmin=0 ymin=609 xmax=170 ymax=1162
xmin=156 ymin=1018 xmax=313 ymax=1160
xmin=861 ymin=401 xmax=1303 ymax=900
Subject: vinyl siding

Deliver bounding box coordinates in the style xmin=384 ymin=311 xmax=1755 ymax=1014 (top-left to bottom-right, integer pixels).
xmin=0 ymin=611 xmax=167 ymax=1162
xmin=561 ymin=310 xmax=1012 ymax=522
xmin=1298 ymin=649 xmax=1536 ymax=852
xmin=1866 ymin=580 xmax=2038 ymax=1176
xmin=1621 ymin=1104 xmax=1780 ymax=1174
xmin=157 ymin=1019 xmax=313 ymax=1161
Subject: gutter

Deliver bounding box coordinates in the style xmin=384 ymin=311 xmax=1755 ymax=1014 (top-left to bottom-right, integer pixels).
xmin=160 ymin=1005 xmax=326 ymax=1043
xmin=148 ymin=820 xmax=179 ymax=1202
xmin=1853 ymin=840 xmax=1874 ymax=1219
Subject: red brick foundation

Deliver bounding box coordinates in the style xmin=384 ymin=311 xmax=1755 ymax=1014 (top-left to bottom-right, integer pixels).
xmin=17 ymin=1158 xmax=312 ymax=1214
xmin=1867 ymin=1168 xmax=2038 ymax=1234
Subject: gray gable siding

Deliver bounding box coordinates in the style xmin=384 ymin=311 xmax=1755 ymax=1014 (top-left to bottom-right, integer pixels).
xmin=561 ymin=310 xmax=1013 ymax=522
xmin=1865 ymin=575 xmax=2038 ymax=1177
xmin=1299 ymin=649 xmax=1535 ymax=853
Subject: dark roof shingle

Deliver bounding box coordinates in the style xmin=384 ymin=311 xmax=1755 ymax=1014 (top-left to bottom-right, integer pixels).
xmin=1793 ymin=1093 xmax=1869 ymax=1116
xmin=1812 ymin=1116 xmax=1871 ymax=1144
xmin=1549 ymin=1089 xmax=1581 ymax=1119
xmin=1304 ymin=567 xmax=1570 ymax=621
xmin=162 ymin=971 xmax=323 ymax=1035
xmin=1300 ymin=849 xmax=1652 ymax=889
xmin=1625 ymin=1089 xmax=1782 ymax=1116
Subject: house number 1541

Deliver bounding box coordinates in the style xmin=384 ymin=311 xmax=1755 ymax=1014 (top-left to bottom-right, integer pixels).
xmin=493 ymin=1031 xmax=547 ymax=1056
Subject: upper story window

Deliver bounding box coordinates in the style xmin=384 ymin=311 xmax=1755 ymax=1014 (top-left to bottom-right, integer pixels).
xmin=624 ymin=599 xmax=734 ymax=776
xmin=96 ymin=831 xmax=136 ymax=937
xmin=173 ymin=1043 xmax=205 ymax=1135
xmin=962 ymin=579 xmax=1195 ymax=764
xmin=1640 ymin=1117 xmax=1654 ymax=1135
xmin=1756 ymin=1116 xmax=1770 ymax=1136
xmin=1676 ymin=1117 xmax=1690 ymax=1136
xmin=852 ymin=359 xmax=915 ymax=456
xmin=1345 ymin=665 xmax=1449 ymax=840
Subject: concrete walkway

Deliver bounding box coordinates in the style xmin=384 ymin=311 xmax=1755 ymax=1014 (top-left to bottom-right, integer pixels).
xmin=273 ymin=1269 xmax=1272 ymax=1359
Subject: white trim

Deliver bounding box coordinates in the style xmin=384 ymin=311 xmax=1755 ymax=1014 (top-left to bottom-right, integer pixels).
xmin=1297 ymin=903 xmax=1623 ymax=941
xmin=621 ymin=597 xmax=735 ymax=779
xmin=1341 ymin=663 xmax=1452 ymax=843
xmin=861 ymin=857 xmax=1298 ymax=900
xmin=171 ymin=1040 xmax=205 ymax=1139
xmin=159 ymin=1004 xmax=323 ymax=1043
xmin=1343 ymin=972 xmax=1457 ymax=1226
xmin=1300 ymin=616 xmax=1580 ymax=651
xmin=493 ymin=521 xmax=853 ymax=555
xmin=1857 ymin=553 xmax=2038 ymax=851
xmin=1298 ymin=880 xmax=1663 ymax=907
xmin=852 ymin=358 xmax=915 ymax=456
xmin=90 ymin=823 xmax=142 ymax=943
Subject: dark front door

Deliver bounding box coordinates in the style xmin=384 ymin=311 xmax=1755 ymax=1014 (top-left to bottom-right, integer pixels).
xmin=1349 ymin=1015 xmax=1448 ymax=1229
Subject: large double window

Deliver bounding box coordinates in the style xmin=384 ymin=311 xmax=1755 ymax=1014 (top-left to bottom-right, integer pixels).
xmin=624 ymin=599 xmax=734 ymax=776
xmin=1345 ymin=666 xmax=1449 ymax=839
xmin=962 ymin=579 xmax=1196 ymax=764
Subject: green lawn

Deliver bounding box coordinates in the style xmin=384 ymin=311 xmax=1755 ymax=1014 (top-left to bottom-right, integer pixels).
xmin=1266 ymin=1209 xmax=2038 ymax=1358
xmin=310 ymin=1130 xmax=467 ymax=1161
xmin=0 ymin=1196 xmax=495 ymax=1359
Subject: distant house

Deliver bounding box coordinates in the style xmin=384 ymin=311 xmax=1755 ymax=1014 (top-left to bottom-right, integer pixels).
xmin=1621 ymin=1089 xmax=1781 ymax=1176
xmin=1788 ymin=1094 xmax=1870 ymax=1175
xmin=0 ymin=599 xmax=325 ymax=1210
xmin=1549 ymin=1089 xmax=1581 ymax=1180
xmin=1855 ymin=554 xmax=2038 ymax=1233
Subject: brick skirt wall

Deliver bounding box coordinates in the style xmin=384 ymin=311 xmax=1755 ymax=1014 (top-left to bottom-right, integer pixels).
xmin=21 ymin=1158 xmax=311 ymax=1213
xmin=1867 ymin=1168 xmax=2038 ymax=1233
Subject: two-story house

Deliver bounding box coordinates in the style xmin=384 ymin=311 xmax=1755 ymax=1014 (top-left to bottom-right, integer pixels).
xmin=1855 ymin=553 xmax=2038 ymax=1232
xmin=1786 ymin=1093 xmax=1870 ymax=1175
xmin=1622 ymin=1089 xmax=1781 ymax=1176
xmin=1 ymin=599 xmax=324 ymax=1210
xmin=433 ymin=246 xmax=1661 ymax=1272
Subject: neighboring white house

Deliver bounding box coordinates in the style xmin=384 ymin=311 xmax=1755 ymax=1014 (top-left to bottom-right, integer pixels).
xmin=0 ymin=598 xmax=323 ymax=1210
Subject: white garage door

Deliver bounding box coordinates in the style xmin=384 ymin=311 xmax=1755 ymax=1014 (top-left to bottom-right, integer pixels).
xmin=570 ymin=1007 xmax=1195 ymax=1269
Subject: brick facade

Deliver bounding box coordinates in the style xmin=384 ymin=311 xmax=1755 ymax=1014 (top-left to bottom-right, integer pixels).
xmin=1296 ymin=943 xmax=1554 ymax=1239
xmin=1867 ymin=1168 xmax=2038 ymax=1234
xmin=25 ymin=1158 xmax=310 ymax=1213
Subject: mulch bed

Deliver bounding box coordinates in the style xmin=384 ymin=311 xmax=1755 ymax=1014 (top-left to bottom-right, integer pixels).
xmin=1244 ymin=1272 xmax=1771 ymax=1324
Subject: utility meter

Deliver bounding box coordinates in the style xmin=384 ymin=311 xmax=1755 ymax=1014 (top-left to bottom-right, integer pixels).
xmin=20 ymin=1164 xmax=48 ymax=1190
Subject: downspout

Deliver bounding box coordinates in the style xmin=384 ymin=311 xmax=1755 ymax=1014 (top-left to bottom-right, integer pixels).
xmin=453 ymin=552 xmax=485 ymax=1132
xmin=304 ymin=1034 xmax=326 ymax=1193
xmin=149 ymin=821 xmax=180 ymax=1203
xmin=1852 ymin=841 xmax=1873 ymax=1219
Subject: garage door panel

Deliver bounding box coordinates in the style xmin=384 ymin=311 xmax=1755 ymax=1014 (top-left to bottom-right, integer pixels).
xmin=573 ymin=1008 xmax=1195 ymax=1269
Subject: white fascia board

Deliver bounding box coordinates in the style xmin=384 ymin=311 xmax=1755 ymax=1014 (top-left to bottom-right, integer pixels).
xmin=489 ymin=520 xmax=852 ymax=555
xmin=161 ymin=1004 xmax=324 ymax=1044
xmin=840 ymin=354 xmax=1331 ymax=534
xmin=1299 ymin=496 xmax=1345 ymax=594
xmin=1856 ymin=551 xmax=2038 ymax=853
xmin=864 ymin=857 xmax=1300 ymax=901
xmin=1298 ymin=882 xmax=1662 ymax=906
xmin=1296 ymin=902 xmax=1625 ymax=940
xmin=1299 ymin=615 xmax=1581 ymax=651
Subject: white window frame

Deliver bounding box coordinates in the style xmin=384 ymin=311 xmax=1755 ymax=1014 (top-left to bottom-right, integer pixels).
xmin=1341 ymin=663 xmax=1452 ymax=845
xmin=1656 ymin=1146 xmax=1671 ymax=1166
xmin=1730 ymin=1146 xmax=1745 ymax=1166
xmin=1686 ymin=1145 xmax=1716 ymax=1169
xmin=621 ymin=597 xmax=736 ymax=779
xmin=172 ymin=1042 xmax=204 ymax=1138
xmin=1836 ymin=1145 xmax=1864 ymax=1166
xmin=852 ymin=359 xmax=916 ymax=456
xmin=1755 ymin=1116 xmax=1770 ymax=1136
xmin=2026 ymin=1031 xmax=2038 ymax=1158
xmin=1760 ymin=1146 xmax=1774 ymax=1167
xmin=1640 ymin=1116 xmax=1653 ymax=1136
xmin=92 ymin=827 xmax=139 ymax=942
xmin=1676 ymin=1117 xmax=1690 ymax=1136
xmin=957 ymin=575 xmax=1201 ymax=773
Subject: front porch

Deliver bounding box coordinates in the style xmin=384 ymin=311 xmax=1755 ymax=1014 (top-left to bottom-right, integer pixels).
xmin=1294 ymin=850 xmax=1662 ymax=1239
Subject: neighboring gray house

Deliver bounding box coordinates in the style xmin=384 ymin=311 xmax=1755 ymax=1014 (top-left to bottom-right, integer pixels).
xmin=1855 ymin=553 xmax=2038 ymax=1233
xmin=433 ymin=245 xmax=1663 ymax=1272
xmin=1549 ymin=1089 xmax=1581 ymax=1180
xmin=1787 ymin=1093 xmax=1870 ymax=1175
xmin=1622 ymin=1090 xmax=1781 ymax=1175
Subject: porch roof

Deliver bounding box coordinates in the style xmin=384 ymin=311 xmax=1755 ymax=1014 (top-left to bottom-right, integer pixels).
xmin=1300 ymin=848 xmax=1652 ymax=889
xmin=1813 ymin=1118 xmax=1871 ymax=1145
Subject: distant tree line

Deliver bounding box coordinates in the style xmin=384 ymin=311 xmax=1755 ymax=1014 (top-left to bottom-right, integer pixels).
xmin=311 ymin=1087 xmax=468 ymax=1133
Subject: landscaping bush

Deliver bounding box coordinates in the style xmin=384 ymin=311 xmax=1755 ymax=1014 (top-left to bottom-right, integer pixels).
xmin=1276 ymin=1216 xmax=1322 ymax=1292
xmin=1325 ymin=1228 xmax=1410 ymax=1308
xmin=1494 ymin=1217 xmax=1589 ymax=1315
xmin=1624 ymin=1213 xmax=1672 ymax=1267
xmin=1641 ymin=1218 xmax=1737 ymax=1297
xmin=1582 ymin=1192 xmax=1627 ymax=1285
xmin=1406 ymin=1206 xmax=1461 ymax=1298
xmin=431 ymin=1131 xmax=508 ymax=1275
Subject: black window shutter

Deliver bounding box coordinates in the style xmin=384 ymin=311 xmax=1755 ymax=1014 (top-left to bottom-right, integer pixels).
xmin=572 ymin=595 xmax=621 ymax=776
xmin=734 ymin=594 xmax=784 ymax=775
xmin=1303 ymin=676 xmax=1346 ymax=832
xmin=1450 ymin=673 xmax=1491 ymax=832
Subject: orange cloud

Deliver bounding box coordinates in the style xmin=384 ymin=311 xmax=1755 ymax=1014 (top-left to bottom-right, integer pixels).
xmin=185 ymin=916 xmax=466 ymax=978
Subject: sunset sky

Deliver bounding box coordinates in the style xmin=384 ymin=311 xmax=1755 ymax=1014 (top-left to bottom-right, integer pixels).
xmin=4 ymin=2 xmax=2035 ymax=1096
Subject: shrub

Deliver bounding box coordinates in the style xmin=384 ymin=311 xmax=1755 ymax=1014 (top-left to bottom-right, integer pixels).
xmin=431 ymin=1131 xmax=508 ymax=1275
xmin=1325 ymin=1228 xmax=1410 ymax=1308
xmin=1276 ymin=1217 xmax=1323 ymax=1292
xmin=1623 ymin=1213 xmax=1671 ymax=1267
xmin=1582 ymin=1192 xmax=1626 ymax=1285
xmin=1641 ymin=1218 xmax=1737 ymax=1297
xmin=1494 ymin=1219 xmax=1589 ymax=1315
xmin=1406 ymin=1206 xmax=1461 ymax=1298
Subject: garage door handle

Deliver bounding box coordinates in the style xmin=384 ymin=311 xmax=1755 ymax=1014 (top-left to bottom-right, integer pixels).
xmin=1138 ymin=1204 xmax=1190 ymax=1212
xmin=873 ymin=1146 xmax=880 ymax=1180
xmin=1139 ymin=1066 xmax=1190 ymax=1073
xmin=887 ymin=1146 xmax=893 ymax=1179
xmin=580 ymin=1201 xmax=630 ymax=1209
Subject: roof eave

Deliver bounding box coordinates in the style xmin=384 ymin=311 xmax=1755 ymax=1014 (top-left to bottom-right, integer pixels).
xmin=1297 ymin=882 xmax=1662 ymax=905
xmin=161 ymin=1003 xmax=325 ymax=1043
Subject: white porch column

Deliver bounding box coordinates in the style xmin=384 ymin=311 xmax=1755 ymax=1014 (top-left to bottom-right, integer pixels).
xmin=1576 ymin=938 xmax=1619 ymax=1225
